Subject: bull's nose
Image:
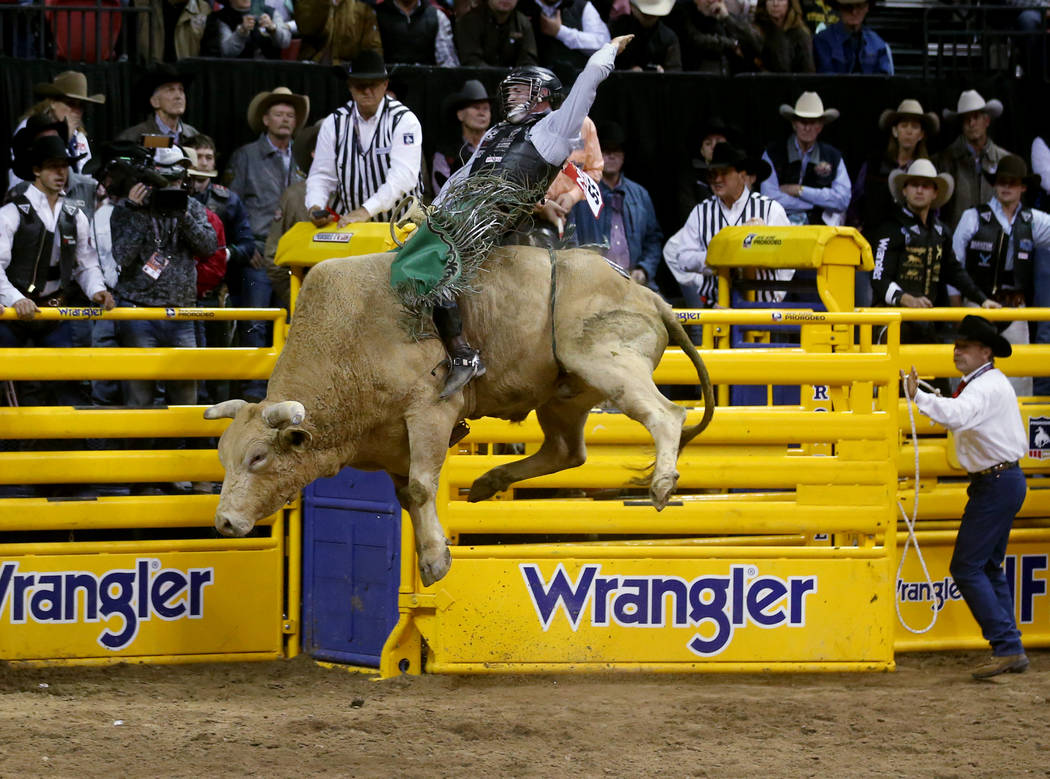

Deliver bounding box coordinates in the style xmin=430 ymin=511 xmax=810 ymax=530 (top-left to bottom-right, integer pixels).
xmin=215 ymin=512 xmax=252 ymax=537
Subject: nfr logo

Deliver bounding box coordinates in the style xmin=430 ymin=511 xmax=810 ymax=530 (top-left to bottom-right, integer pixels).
xmin=743 ymin=233 xmax=756 ymax=248
xmin=0 ymin=558 xmax=213 ymax=650
xmin=1029 ymin=416 xmax=1050 ymax=459
xmin=520 ymin=564 xmax=817 ymax=657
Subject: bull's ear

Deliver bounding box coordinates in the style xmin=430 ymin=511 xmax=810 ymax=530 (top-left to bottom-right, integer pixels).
xmin=279 ymin=426 xmax=313 ymax=450
xmin=204 ymin=399 xmax=248 ymax=420
xmin=263 ymin=400 xmax=307 ymax=429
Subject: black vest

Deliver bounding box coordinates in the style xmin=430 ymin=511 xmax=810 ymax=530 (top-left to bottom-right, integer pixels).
xmin=965 ymin=204 xmax=1034 ymax=298
xmin=469 ymin=115 xmax=561 ymax=191
xmin=6 ymin=195 xmax=78 ymax=299
xmin=765 ymin=139 xmax=843 ymax=224
xmin=521 ymin=0 xmax=589 ymax=70
xmin=375 ymin=1 xmax=440 ymax=65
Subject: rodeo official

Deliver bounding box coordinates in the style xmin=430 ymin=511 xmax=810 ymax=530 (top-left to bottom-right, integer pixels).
xmin=902 ymin=315 xmax=1029 ymax=679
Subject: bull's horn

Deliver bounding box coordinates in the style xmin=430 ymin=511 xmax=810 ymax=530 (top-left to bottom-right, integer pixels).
xmin=263 ymin=400 xmax=307 ymax=429
xmin=203 ymin=399 xmax=248 ymax=420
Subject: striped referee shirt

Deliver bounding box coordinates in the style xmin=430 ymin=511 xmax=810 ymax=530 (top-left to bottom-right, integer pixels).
xmin=664 ymin=188 xmax=792 ymax=305
xmin=306 ymin=95 xmax=423 ymax=223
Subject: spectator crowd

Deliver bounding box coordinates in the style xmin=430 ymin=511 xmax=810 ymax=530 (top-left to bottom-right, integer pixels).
xmin=3 ymin=7 xmax=1050 ymax=491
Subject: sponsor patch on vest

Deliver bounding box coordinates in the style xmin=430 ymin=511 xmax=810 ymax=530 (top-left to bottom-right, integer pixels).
xmin=17 ymin=204 xmax=30 ymax=214
xmin=402 ymin=133 xmax=415 ymax=145
xmin=1031 ymin=416 xmax=1050 ymax=459
xmin=813 ymin=161 xmax=832 ymax=178
xmin=1020 ymin=239 xmax=1034 ymax=251
xmin=64 ymin=205 xmax=77 ymax=216
xmin=313 ymin=232 xmax=353 ymax=243
xmin=969 ymin=241 xmax=994 ymax=252
xmin=980 ymin=211 xmax=992 ymax=222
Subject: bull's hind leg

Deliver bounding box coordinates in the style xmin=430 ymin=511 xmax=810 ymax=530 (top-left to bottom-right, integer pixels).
xmin=468 ymin=393 xmax=598 ymax=502
xmin=396 ymin=407 xmax=459 ymax=586
xmin=567 ymin=352 xmax=686 ymax=510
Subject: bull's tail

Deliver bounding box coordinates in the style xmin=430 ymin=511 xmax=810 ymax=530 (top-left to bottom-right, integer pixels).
xmin=661 ymin=305 xmax=714 ymax=451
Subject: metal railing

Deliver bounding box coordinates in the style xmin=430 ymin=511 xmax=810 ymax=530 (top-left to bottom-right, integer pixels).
xmin=0 ymin=1 xmax=152 ymax=63
xmin=920 ymin=3 xmax=1049 ymax=79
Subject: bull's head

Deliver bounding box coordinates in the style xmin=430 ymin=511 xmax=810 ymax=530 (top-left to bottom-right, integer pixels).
xmin=205 ymin=399 xmax=313 ymax=537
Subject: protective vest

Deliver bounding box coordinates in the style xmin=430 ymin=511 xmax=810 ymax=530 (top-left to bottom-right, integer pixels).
xmin=468 ymin=114 xmax=560 ymax=192
xmin=765 ymin=139 xmax=842 ymax=224
xmin=883 ymin=208 xmax=953 ymax=300
xmin=965 ymin=204 xmax=1034 ymax=298
xmin=6 ymin=195 xmax=78 ymax=298
xmin=375 ymin=1 xmax=439 ymax=65
xmin=521 ymin=0 xmax=589 ymax=70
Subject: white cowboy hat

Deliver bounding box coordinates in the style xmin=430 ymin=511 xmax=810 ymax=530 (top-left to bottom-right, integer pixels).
xmin=631 ymin=0 xmax=675 ymax=15
xmin=779 ymin=92 xmax=839 ymax=123
xmin=878 ymin=98 xmax=939 ymax=135
xmin=943 ymin=90 xmax=1003 ymax=121
xmin=246 ymin=86 xmax=310 ymax=135
xmin=887 ymin=158 xmax=955 ymax=210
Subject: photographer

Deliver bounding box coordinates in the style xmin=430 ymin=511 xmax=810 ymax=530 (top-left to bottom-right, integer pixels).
xmin=201 ymin=0 xmax=292 ymax=59
xmin=110 ymin=146 xmax=217 ymax=490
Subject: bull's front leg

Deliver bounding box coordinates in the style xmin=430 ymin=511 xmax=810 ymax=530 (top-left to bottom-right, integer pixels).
xmin=395 ymin=407 xmax=459 ymax=587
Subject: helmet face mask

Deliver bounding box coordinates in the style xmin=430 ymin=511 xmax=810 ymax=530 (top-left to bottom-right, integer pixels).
xmin=498 ymin=67 xmax=563 ymax=124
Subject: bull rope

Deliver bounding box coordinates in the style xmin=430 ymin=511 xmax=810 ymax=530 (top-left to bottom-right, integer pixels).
xmin=895 ymin=379 xmax=940 ymax=634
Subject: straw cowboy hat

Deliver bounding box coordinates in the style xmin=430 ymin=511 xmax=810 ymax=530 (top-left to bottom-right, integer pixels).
xmin=184 ymin=147 xmax=216 ymax=179
xmin=943 ymin=90 xmax=1003 ymax=121
xmin=779 ymin=92 xmax=840 ymax=123
xmin=631 ymin=0 xmax=675 ymax=16
xmin=34 ymin=71 xmax=105 ymax=105
xmin=887 ymin=158 xmax=954 ymax=210
xmin=983 ymin=154 xmax=1041 ymax=189
xmin=878 ymin=98 xmax=939 ymax=135
xmin=246 ymin=87 xmax=310 ymax=135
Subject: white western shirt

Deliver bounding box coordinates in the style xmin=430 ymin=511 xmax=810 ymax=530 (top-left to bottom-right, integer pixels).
xmin=663 ymin=188 xmax=792 ymax=303
xmin=913 ymin=362 xmax=1027 ymax=472
xmin=0 ymin=184 xmax=106 ymax=307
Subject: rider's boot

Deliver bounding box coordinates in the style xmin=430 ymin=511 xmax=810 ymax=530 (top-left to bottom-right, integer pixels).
xmin=433 ymin=300 xmax=485 ymax=399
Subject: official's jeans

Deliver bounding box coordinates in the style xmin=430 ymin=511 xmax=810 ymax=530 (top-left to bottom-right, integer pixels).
xmin=239 ymin=265 xmax=275 ymax=400
xmin=950 ymin=465 xmax=1027 ymax=656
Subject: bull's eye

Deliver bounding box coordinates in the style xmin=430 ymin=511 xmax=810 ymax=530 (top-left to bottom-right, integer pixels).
xmin=247 ymin=450 xmax=269 ymax=472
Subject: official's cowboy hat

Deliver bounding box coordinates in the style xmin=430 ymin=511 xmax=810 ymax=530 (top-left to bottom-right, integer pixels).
xmin=943 ymin=89 xmax=1003 ymax=121
xmin=631 ymin=0 xmax=675 ymax=16
xmin=887 ymin=158 xmax=954 ymax=210
xmin=957 ymin=314 xmax=1011 ymax=358
xmin=444 ymin=79 xmax=492 ymax=115
xmin=336 ymin=49 xmax=389 ymax=81
xmin=184 ymin=147 xmax=216 ymax=179
xmin=246 ymin=86 xmax=310 ymax=135
xmin=878 ymin=98 xmax=939 ymax=135
xmin=292 ymin=121 xmax=323 ymax=175
xmin=695 ymin=141 xmax=772 ymax=185
xmin=34 ymin=71 xmax=105 ymax=105
xmin=779 ymin=92 xmax=840 ymax=123
xmin=596 ymin=121 xmax=627 ymax=153
xmin=12 ymin=134 xmax=85 ymax=181
xmin=983 ymin=154 xmax=1041 ymax=189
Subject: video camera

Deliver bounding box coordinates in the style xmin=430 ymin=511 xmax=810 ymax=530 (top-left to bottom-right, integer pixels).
xmin=95 ymin=135 xmax=189 ymax=216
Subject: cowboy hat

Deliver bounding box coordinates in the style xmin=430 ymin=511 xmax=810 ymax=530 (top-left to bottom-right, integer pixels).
xmin=957 ymin=314 xmax=1011 ymax=358
xmin=136 ymin=63 xmax=195 ymax=103
xmin=878 ymin=98 xmax=939 ymax=135
xmin=12 ymin=134 xmax=85 ymax=181
xmin=695 ymin=141 xmax=771 ymax=184
xmin=336 ymin=49 xmax=389 ymax=81
xmin=597 ymin=120 xmax=627 ymax=153
xmin=34 ymin=71 xmax=105 ymax=105
xmin=631 ymin=0 xmax=675 ymax=16
xmin=983 ymin=154 xmax=1041 ymax=189
xmin=444 ymin=79 xmax=492 ymax=115
xmin=184 ymin=147 xmax=216 ymax=179
xmin=153 ymin=145 xmax=191 ymax=181
xmin=11 ymin=118 xmax=72 ymax=180
xmin=943 ymin=89 xmax=1003 ymax=121
xmin=888 ymin=158 xmax=955 ymax=210
xmin=293 ymin=121 xmax=323 ymax=175
xmin=246 ymin=86 xmax=310 ymax=135
xmin=779 ymin=92 xmax=840 ymax=123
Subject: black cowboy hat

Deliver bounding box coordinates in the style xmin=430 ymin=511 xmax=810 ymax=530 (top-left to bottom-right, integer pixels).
xmin=443 ymin=79 xmax=492 ymax=116
xmin=694 ymin=142 xmax=765 ymax=175
xmin=742 ymin=149 xmax=773 ymax=186
xmin=333 ymin=49 xmax=389 ymax=81
xmin=136 ymin=63 xmax=195 ymax=103
xmin=13 ymin=134 xmax=84 ymax=180
xmin=11 ymin=118 xmax=74 ymax=180
xmin=983 ymin=154 xmax=1042 ymax=189
xmin=596 ymin=120 xmax=626 ymax=153
xmin=957 ymin=315 xmax=1011 ymax=358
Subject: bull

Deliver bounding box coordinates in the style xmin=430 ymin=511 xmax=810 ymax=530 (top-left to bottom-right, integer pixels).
xmin=204 ymin=246 xmax=714 ymax=586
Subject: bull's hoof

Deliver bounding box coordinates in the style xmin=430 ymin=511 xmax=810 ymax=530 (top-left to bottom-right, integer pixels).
xmin=468 ymin=471 xmax=509 ymax=503
xmin=419 ymin=545 xmax=452 ymax=587
xmin=650 ymin=473 xmax=678 ymax=512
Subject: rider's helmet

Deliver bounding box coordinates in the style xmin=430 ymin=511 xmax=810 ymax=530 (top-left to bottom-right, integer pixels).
xmin=498 ymin=66 xmax=564 ymax=124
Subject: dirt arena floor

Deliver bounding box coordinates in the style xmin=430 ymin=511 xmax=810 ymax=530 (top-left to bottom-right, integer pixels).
xmin=2 ymin=651 xmax=1048 ymax=778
